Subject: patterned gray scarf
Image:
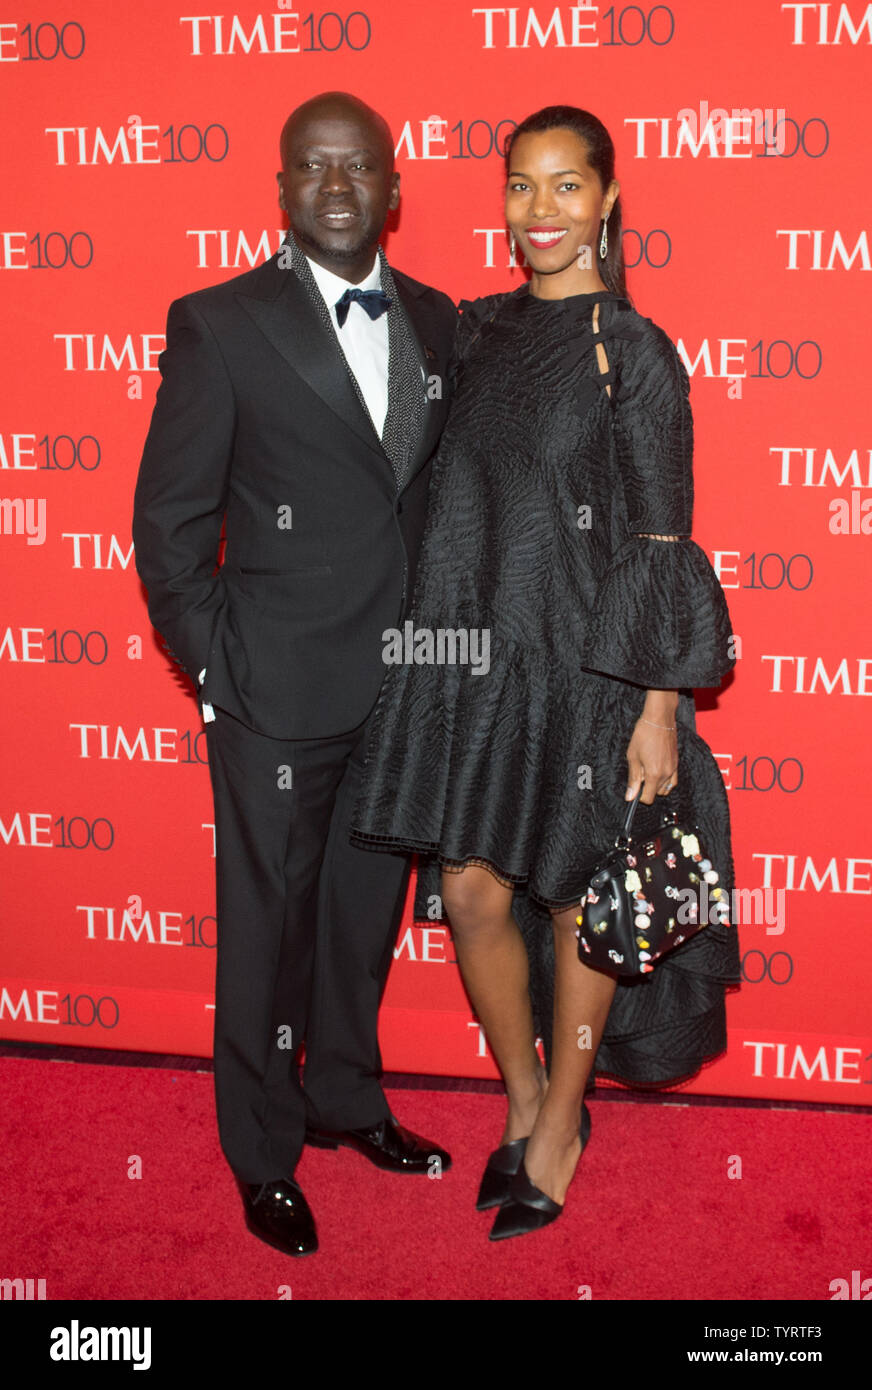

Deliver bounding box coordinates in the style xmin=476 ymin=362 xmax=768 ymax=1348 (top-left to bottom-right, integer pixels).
xmin=281 ymin=229 xmax=424 ymax=487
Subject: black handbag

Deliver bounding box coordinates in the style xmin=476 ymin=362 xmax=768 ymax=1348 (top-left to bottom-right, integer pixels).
xmin=575 ymin=788 xmax=728 ymax=977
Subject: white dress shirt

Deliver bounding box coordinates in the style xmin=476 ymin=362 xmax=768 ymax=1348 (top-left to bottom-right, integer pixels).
xmin=306 ymin=251 xmax=390 ymax=437
xmin=198 ymin=251 xmax=398 ymax=723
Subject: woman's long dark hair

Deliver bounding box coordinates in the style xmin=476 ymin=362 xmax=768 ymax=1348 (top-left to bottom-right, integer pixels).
xmin=504 ymin=106 xmax=629 ymax=301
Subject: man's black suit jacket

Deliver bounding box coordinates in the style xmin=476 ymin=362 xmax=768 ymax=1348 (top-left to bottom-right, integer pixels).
xmin=133 ymin=250 xmax=457 ymax=739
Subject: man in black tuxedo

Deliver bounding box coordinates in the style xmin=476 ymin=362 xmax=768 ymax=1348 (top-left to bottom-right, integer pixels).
xmin=133 ymin=92 xmax=456 ymax=1256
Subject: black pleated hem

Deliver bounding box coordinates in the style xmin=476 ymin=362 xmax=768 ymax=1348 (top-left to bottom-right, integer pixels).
xmin=590 ymin=985 xmax=741 ymax=1090
xmin=353 ymin=833 xmax=612 ymax=914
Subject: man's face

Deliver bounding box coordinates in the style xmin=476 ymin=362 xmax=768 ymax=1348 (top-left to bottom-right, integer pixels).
xmin=277 ymin=110 xmax=399 ymax=269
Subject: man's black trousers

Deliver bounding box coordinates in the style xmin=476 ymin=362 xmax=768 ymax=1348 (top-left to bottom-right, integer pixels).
xmin=204 ymin=703 xmax=411 ymax=1183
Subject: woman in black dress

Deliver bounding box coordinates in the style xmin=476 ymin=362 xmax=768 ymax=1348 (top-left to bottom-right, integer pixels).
xmin=351 ymin=107 xmax=739 ymax=1240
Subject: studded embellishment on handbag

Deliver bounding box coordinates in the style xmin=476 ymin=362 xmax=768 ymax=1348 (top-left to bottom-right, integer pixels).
xmin=575 ymin=788 xmax=729 ymax=977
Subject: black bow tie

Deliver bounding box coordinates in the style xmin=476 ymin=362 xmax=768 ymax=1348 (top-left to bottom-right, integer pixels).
xmin=334 ymin=286 xmax=392 ymax=328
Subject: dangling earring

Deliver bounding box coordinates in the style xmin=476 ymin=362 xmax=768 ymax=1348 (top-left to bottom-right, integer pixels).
xmin=598 ymin=217 xmax=608 ymax=261
xmin=509 ymin=229 xmax=516 ymax=262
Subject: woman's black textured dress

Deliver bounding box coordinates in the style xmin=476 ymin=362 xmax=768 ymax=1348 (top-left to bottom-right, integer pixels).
xmin=352 ymin=284 xmax=741 ymax=1087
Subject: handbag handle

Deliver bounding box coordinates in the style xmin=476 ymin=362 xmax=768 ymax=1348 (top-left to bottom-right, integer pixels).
xmin=616 ymin=789 xmax=643 ymax=848
xmin=616 ymin=784 xmax=678 ymax=849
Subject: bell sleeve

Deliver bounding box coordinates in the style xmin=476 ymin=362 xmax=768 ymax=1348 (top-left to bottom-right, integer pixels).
xmin=583 ymin=321 xmax=735 ymax=689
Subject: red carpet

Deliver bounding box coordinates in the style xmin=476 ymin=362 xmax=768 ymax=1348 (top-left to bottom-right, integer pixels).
xmin=1 ymin=1056 xmax=869 ymax=1301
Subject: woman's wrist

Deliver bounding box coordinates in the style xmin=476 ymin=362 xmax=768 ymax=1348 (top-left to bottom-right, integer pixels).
xmin=639 ymin=715 xmax=677 ymax=731
xmin=643 ymin=688 xmax=678 ymax=712
xmin=641 ymin=689 xmax=679 ymax=726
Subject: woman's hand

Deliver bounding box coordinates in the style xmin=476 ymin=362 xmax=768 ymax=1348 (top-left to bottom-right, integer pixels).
xmin=625 ymin=690 xmax=679 ymax=804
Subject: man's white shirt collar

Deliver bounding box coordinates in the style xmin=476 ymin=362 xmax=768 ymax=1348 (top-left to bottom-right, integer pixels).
xmin=305 ymin=252 xmax=382 ymax=318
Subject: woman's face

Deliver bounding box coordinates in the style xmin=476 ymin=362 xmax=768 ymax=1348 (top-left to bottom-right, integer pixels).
xmin=505 ymin=128 xmax=618 ymax=282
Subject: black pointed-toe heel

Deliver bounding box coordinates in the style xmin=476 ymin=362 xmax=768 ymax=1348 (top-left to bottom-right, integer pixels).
xmin=478 ymin=1102 xmax=592 ymax=1214
xmin=475 ymin=1136 xmax=528 ymax=1211
xmin=488 ymin=1103 xmax=592 ymax=1240
xmin=489 ymin=1161 xmax=562 ymax=1240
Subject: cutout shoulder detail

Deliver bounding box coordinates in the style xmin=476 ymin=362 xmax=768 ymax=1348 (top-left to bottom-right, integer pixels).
xmin=591 ymin=300 xmax=612 ymax=399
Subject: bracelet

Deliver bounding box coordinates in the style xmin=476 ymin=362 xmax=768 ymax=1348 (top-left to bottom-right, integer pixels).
xmin=640 ymin=716 xmax=677 ymax=731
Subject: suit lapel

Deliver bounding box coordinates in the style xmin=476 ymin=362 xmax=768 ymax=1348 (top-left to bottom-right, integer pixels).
xmin=236 ymin=259 xmax=391 ymax=468
xmin=236 ymin=254 xmax=448 ymax=495
xmin=391 ymin=273 xmax=449 ymax=493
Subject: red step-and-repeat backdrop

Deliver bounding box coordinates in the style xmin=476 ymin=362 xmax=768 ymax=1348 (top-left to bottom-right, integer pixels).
xmin=2 ymin=1 xmax=870 ymax=1104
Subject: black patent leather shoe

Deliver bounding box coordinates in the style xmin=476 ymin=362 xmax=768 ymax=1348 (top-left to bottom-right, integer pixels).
xmin=237 ymin=1176 xmax=318 ymax=1256
xmin=475 ymin=1137 xmax=528 ymax=1211
xmin=488 ymin=1161 xmax=563 ymax=1241
xmin=478 ymin=1101 xmax=591 ymax=1212
xmin=488 ymin=1103 xmax=592 ymax=1241
xmin=305 ymin=1114 xmax=451 ymax=1174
